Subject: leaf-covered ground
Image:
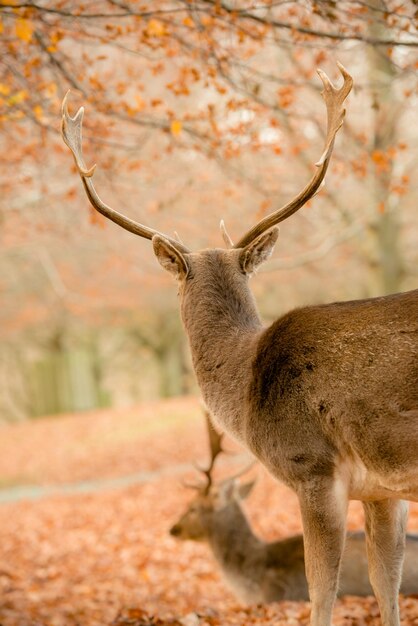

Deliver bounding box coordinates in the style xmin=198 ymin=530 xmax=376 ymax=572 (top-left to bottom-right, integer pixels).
xmin=1 ymin=397 xmax=418 ymax=626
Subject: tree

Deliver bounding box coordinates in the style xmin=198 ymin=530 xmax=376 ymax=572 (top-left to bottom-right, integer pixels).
xmin=0 ymin=1 xmax=416 ymax=419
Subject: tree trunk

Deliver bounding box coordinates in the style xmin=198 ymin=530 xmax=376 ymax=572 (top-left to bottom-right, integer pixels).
xmin=365 ymin=0 xmax=404 ymax=296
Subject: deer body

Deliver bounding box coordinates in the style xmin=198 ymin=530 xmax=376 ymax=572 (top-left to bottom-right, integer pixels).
xmin=171 ymin=490 xmax=418 ymax=603
xmin=62 ymin=64 xmax=418 ymax=626
xmin=178 ymin=250 xmax=418 ymax=625
xmin=181 ymin=251 xmax=418 ymax=497
xmin=246 ymin=289 xmax=418 ymax=501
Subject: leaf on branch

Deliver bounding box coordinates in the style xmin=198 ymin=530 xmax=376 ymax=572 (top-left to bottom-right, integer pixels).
xmin=146 ymin=19 xmax=167 ymax=37
xmin=8 ymin=90 xmax=28 ymax=106
xmin=16 ymin=18 xmax=33 ymax=43
xmin=277 ymin=86 xmax=295 ymax=109
xmin=371 ymin=150 xmax=391 ymax=173
xmin=47 ymin=31 xmax=62 ymax=52
xmin=33 ymin=105 xmax=43 ymax=121
xmin=135 ymin=95 xmax=146 ymax=111
xmin=44 ymin=82 xmax=57 ymax=98
xmin=170 ymin=120 xmax=182 ymax=137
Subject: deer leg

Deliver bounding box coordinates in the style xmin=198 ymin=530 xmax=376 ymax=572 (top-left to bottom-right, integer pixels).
xmin=298 ymin=478 xmax=348 ymax=626
xmin=363 ymin=499 xmax=408 ymax=626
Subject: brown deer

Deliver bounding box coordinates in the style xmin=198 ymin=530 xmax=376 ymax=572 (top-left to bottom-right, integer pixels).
xmin=61 ymin=63 xmax=418 ymax=626
xmin=170 ymin=417 xmax=418 ymax=603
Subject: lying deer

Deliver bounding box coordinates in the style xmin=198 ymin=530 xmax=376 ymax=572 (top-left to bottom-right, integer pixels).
xmin=170 ymin=418 xmax=418 ymax=603
xmin=62 ymin=63 xmax=418 ymax=626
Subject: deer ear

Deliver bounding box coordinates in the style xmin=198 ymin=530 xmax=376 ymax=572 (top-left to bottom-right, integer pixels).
xmin=153 ymin=235 xmax=189 ymax=279
xmin=239 ymin=228 xmax=279 ymax=274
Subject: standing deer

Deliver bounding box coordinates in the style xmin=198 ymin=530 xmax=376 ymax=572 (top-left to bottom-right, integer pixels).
xmin=61 ymin=63 xmax=418 ymax=626
xmin=170 ymin=418 xmax=418 ymax=603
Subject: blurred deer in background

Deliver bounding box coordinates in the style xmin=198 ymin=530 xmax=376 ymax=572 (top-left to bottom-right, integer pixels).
xmin=62 ymin=63 xmax=418 ymax=626
xmin=170 ymin=416 xmax=418 ymax=603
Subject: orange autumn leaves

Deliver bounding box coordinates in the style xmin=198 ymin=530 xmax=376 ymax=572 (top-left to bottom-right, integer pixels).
xmin=15 ymin=17 xmax=33 ymax=43
xmin=2 ymin=399 xmax=418 ymax=626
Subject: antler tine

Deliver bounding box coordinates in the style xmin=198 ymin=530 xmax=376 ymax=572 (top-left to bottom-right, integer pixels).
xmin=219 ymin=459 xmax=257 ymax=488
xmin=220 ymin=219 xmax=234 ymax=248
xmin=233 ymin=63 xmax=353 ymax=250
xmin=315 ymin=62 xmax=353 ymax=167
xmin=174 ymin=231 xmax=185 ymax=245
xmin=201 ymin=408 xmax=224 ymax=492
xmin=198 ymin=407 xmax=257 ymax=493
xmin=61 ymin=92 xmax=190 ymax=253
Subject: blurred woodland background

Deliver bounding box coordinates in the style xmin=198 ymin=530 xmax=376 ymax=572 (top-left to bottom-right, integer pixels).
xmin=0 ymin=0 xmax=417 ymax=422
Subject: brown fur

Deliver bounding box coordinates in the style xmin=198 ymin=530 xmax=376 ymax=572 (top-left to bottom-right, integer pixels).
xmin=170 ymin=481 xmax=418 ymax=603
xmin=152 ymin=234 xmax=418 ymax=626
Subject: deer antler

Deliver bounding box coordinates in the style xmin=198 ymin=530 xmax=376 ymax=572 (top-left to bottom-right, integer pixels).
xmin=61 ymin=92 xmax=190 ymax=253
xmin=197 ymin=408 xmax=224 ymax=494
xmin=185 ymin=407 xmax=256 ymax=493
xmin=233 ymin=63 xmax=353 ymax=249
xmin=220 ymin=220 xmax=234 ymax=248
xmin=62 ymin=65 xmax=351 ymax=253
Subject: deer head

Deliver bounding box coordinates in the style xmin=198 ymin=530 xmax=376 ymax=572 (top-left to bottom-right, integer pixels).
xmin=170 ymin=478 xmax=256 ymax=542
xmin=170 ymin=411 xmax=255 ymax=542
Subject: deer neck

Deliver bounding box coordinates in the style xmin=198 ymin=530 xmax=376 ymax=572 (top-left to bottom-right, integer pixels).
xmin=207 ymin=502 xmax=263 ymax=571
xmin=181 ymin=265 xmax=262 ymax=440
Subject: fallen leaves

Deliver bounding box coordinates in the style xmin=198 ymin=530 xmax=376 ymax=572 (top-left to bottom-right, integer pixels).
xmin=111 ymin=607 xmax=186 ymax=625
xmin=1 ymin=399 xmax=418 ymax=625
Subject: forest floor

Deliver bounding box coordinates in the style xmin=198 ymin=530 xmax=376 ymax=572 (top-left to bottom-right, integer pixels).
xmin=1 ymin=397 xmax=418 ymax=626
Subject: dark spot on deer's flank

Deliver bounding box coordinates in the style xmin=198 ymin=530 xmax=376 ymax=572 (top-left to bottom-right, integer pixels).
xmin=288 ymin=452 xmax=335 ymax=478
xmin=250 ymin=313 xmax=319 ymax=410
xmin=291 ymin=454 xmax=307 ymax=464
